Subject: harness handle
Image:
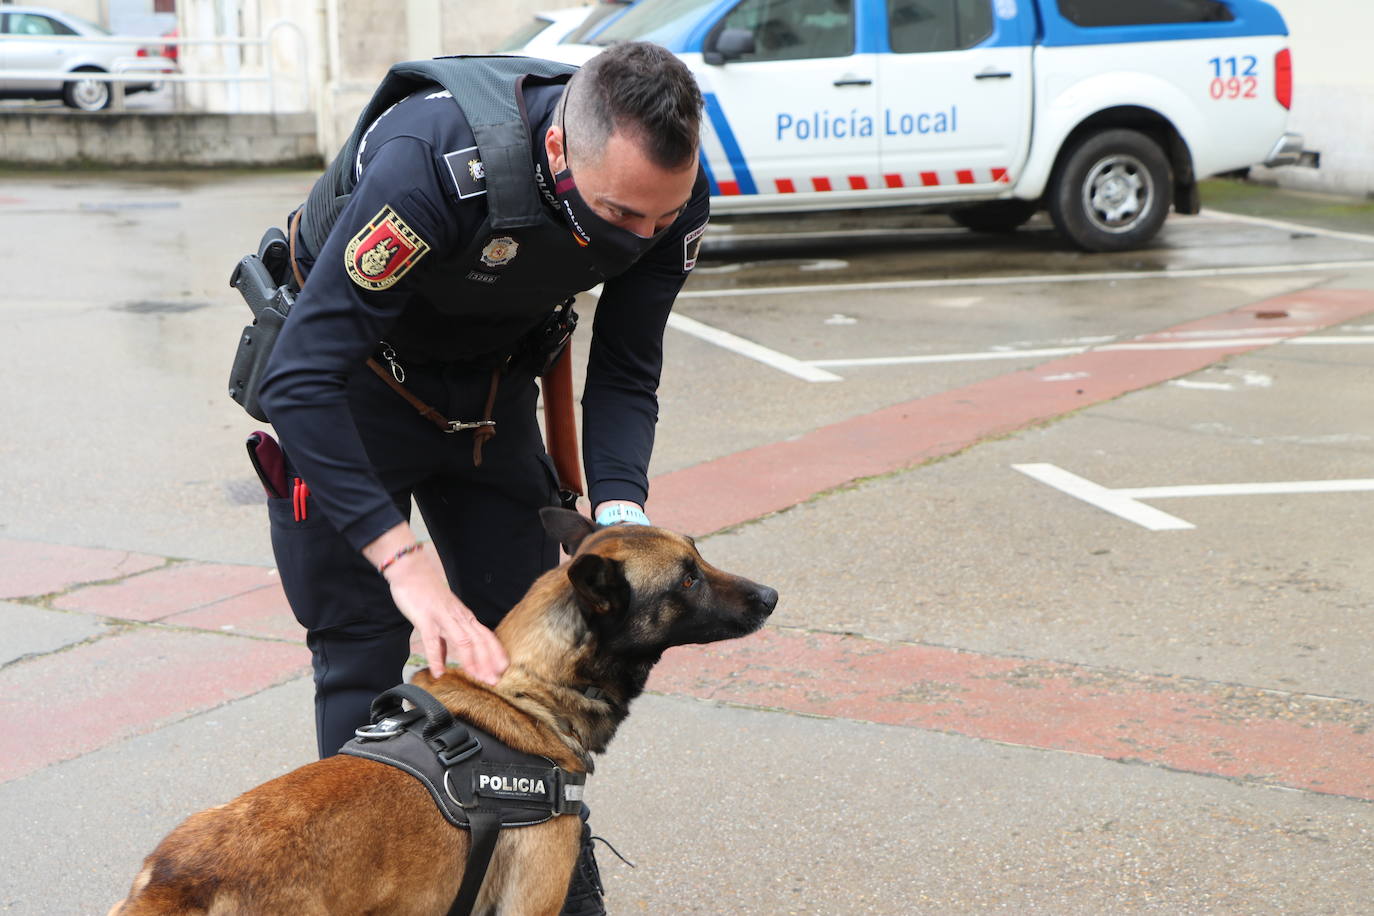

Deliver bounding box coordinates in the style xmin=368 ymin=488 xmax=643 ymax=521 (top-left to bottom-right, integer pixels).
xmin=369 ymin=684 xmax=458 ymax=739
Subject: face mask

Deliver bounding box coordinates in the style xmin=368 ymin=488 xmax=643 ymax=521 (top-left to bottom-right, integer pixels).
xmin=553 ymin=166 xmax=668 ymax=277
xmin=553 ymin=82 xmax=672 ymax=276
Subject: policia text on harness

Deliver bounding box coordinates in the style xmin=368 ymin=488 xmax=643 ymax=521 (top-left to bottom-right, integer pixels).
xmin=343 ymin=684 xmax=587 ymax=916
xmin=227 ymin=55 xmax=588 ymax=501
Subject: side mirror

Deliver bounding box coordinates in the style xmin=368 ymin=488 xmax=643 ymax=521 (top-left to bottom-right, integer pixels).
xmin=703 ymin=27 xmax=756 ymax=65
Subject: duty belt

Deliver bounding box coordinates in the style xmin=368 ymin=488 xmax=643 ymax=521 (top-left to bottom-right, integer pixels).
xmin=340 ymin=684 xmax=586 ymax=916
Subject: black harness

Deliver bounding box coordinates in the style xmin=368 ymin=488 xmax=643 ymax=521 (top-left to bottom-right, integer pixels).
xmin=339 ymin=684 xmax=587 ymax=916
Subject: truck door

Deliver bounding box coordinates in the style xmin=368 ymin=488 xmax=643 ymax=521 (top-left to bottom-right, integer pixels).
xmin=696 ymin=0 xmax=880 ymax=199
xmin=876 ymin=0 xmax=1033 ymax=195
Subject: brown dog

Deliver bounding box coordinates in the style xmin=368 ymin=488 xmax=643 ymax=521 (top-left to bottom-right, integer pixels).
xmin=110 ymin=508 xmax=778 ymax=915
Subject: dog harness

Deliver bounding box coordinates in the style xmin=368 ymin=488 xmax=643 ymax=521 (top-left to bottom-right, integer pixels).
xmin=339 ymin=684 xmax=587 ymax=916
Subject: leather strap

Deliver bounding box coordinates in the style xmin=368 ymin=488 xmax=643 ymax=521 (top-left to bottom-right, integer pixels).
xmin=541 ymin=345 xmax=583 ymax=503
xmin=287 ymin=208 xmax=306 ymax=290
xmin=288 ymin=205 xmax=500 ymax=458
xmin=365 ymin=359 xmax=460 ymax=433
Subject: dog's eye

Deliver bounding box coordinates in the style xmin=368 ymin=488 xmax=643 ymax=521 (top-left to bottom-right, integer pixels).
xmin=680 ymin=573 xmax=698 ymax=590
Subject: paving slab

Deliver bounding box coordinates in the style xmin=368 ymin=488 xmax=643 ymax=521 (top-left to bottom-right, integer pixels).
xmin=651 ymin=629 xmax=1374 ymax=800
xmin=0 ymin=539 xmax=163 ymax=600
xmin=0 ymin=626 xmax=309 ymax=783
xmin=50 ymin=561 xmax=279 ymax=622
xmin=0 ymin=601 xmax=110 ymax=666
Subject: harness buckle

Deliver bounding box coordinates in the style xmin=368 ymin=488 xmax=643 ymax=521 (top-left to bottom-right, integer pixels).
xmin=435 ymin=730 xmax=482 ymax=767
xmin=446 ymin=419 xmax=497 ymax=434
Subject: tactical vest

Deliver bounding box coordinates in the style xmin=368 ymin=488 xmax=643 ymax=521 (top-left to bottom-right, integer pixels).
xmin=340 ymin=684 xmax=587 ymax=916
xmin=298 ymin=56 xmax=603 ymax=364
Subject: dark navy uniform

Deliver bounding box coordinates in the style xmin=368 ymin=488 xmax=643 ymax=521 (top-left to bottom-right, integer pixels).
xmin=259 ymin=59 xmax=710 ymax=759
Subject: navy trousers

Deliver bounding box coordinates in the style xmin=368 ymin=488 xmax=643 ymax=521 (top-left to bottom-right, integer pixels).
xmin=269 ymin=360 xmax=561 ymax=758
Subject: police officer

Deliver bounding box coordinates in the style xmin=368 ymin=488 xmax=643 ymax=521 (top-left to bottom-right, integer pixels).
xmin=254 ymin=42 xmax=708 ymax=914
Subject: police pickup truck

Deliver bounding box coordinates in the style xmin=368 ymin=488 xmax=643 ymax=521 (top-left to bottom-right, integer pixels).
xmin=535 ymin=0 xmax=1305 ymax=251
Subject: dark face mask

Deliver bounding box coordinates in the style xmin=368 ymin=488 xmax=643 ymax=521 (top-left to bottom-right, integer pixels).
xmin=553 ymin=84 xmax=673 ymax=277
xmin=552 ymin=166 xmax=669 ymax=277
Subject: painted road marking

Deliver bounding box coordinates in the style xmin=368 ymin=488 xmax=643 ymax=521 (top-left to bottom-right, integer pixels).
xmin=649 ymin=627 xmax=1374 ymax=801
xmin=5 ymin=543 xmax=1372 ymax=800
xmin=1013 ymin=463 xmax=1196 ymax=531
xmin=582 ymin=285 xmax=841 ymax=382
xmin=1015 ymin=463 xmax=1374 ymax=531
xmin=677 ymin=259 xmax=1374 ymax=299
xmin=1200 ymin=208 xmax=1374 ymax=247
xmin=649 ymin=291 xmax=1374 ymax=535
xmin=809 ymin=334 xmax=1374 ymax=370
xmin=666 ymin=313 xmax=842 ymax=383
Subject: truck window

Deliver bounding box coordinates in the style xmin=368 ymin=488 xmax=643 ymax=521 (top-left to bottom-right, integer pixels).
xmin=716 ymin=0 xmax=855 ymax=62
xmin=888 ymin=0 xmax=993 ymax=53
xmin=1056 ymin=0 xmax=1234 ymax=27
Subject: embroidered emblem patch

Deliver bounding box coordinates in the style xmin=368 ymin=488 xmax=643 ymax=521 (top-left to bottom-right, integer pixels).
xmin=683 ymin=220 xmax=708 ymax=272
xmin=480 ymin=236 xmax=519 ymax=268
xmin=443 ymin=146 xmax=487 ymax=199
xmin=344 ymin=206 xmax=430 ymax=291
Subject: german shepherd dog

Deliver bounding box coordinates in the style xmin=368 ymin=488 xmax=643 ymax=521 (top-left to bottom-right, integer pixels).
xmin=110 ymin=508 xmax=778 ymax=915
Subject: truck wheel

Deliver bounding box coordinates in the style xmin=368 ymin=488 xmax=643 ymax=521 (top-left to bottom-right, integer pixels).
xmin=63 ymin=69 xmax=111 ymax=111
xmin=1048 ymin=129 xmax=1171 ymax=252
xmin=950 ymin=200 xmax=1039 ymax=234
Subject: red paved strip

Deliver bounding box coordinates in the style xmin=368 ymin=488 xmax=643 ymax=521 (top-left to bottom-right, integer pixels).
xmin=52 ymin=561 xmax=280 ymax=622
xmin=649 ymin=291 xmax=1374 ymax=535
xmin=648 ymin=627 xmax=1374 ymax=800
xmin=164 ymin=581 xmax=303 ymax=642
xmin=883 ymin=173 xmax=903 ymax=188
xmin=920 ymin=171 xmax=939 ymax=186
xmin=812 ymin=177 xmax=833 ymax=192
xmin=0 ymin=539 xmax=164 ymax=600
xmin=0 ymin=627 xmax=308 ymax=783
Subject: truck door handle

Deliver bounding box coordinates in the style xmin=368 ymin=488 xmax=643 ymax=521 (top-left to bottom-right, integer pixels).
xmin=975 ymin=71 xmax=1013 ymax=80
xmin=833 ymin=76 xmax=873 ymax=87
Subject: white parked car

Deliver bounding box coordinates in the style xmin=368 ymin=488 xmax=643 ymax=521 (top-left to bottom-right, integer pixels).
xmin=535 ymin=0 xmax=1308 ymax=251
xmin=0 ymin=5 xmax=176 ymax=111
xmin=497 ymin=1 xmax=634 ymax=55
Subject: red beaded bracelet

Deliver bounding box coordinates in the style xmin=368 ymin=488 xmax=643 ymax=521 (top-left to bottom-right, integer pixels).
xmin=377 ymin=542 xmax=423 ymax=574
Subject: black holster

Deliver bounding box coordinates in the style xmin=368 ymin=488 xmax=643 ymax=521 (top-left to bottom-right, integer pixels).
xmin=227 ymin=228 xmax=296 ymax=422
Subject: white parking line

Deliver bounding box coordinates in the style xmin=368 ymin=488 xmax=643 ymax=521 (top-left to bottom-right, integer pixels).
xmin=1014 ymin=463 xmax=1374 ymax=531
xmin=676 ymin=260 xmax=1374 ymax=299
xmin=809 ymin=334 xmax=1374 ymax=369
xmin=1200 ymin=208 xmax=1374 ymax=247
xmin=1012 ymin=464 xmax=1195 ymax=531
xmin=666 ymin=313 xmax=843 ymax=383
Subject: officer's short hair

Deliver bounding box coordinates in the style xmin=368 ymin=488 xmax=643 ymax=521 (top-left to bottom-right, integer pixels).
xmin=565 ymin=41 xmax=702 ymax=171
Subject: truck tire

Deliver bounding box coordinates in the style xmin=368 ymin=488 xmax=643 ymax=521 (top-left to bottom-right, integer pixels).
xmin=950 ymin=200 xmax=1038 ymax=234
xmin=1048 ymin=129 xmax=1171 ymax=252
xmin=63 ymin=69 xmax=111 ymax=112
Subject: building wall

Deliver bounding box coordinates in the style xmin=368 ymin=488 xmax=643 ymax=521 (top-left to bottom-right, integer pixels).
xmin=1252 ymin=1 xmax=1374 ymax=196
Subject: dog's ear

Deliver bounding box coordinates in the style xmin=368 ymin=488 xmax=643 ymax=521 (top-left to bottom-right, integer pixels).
xmin=567 ymin=553 xmax=631 ymax=616
xmin=540 ymin=507 xmax=597 ymax=555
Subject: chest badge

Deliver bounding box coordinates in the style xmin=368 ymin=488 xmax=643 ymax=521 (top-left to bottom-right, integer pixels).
xmin=344 ymin=205 xmax=430 ymax=291
xmin=480 ymin=236 xmax=519 ymax=268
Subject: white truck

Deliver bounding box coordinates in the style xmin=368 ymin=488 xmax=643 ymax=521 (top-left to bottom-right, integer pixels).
xmin=537 ymin=0 xmax=1308 ymax=251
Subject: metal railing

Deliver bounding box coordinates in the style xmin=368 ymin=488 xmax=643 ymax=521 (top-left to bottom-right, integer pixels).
xmin=0 ymin=20 xmax=309 ymax=112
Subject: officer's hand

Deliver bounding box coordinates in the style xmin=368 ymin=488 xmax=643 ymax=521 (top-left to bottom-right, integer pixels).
xmin=365 ymin=530 xmax=508 ymax=685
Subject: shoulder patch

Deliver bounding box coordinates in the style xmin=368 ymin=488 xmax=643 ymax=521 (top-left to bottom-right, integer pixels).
xmin=344 ymin=205 xmax=431 ymax=291
xmin=443 ymin=146 xmax=487 ymax=200
xmin=683 ymin=221 xmax=708 ymax=273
